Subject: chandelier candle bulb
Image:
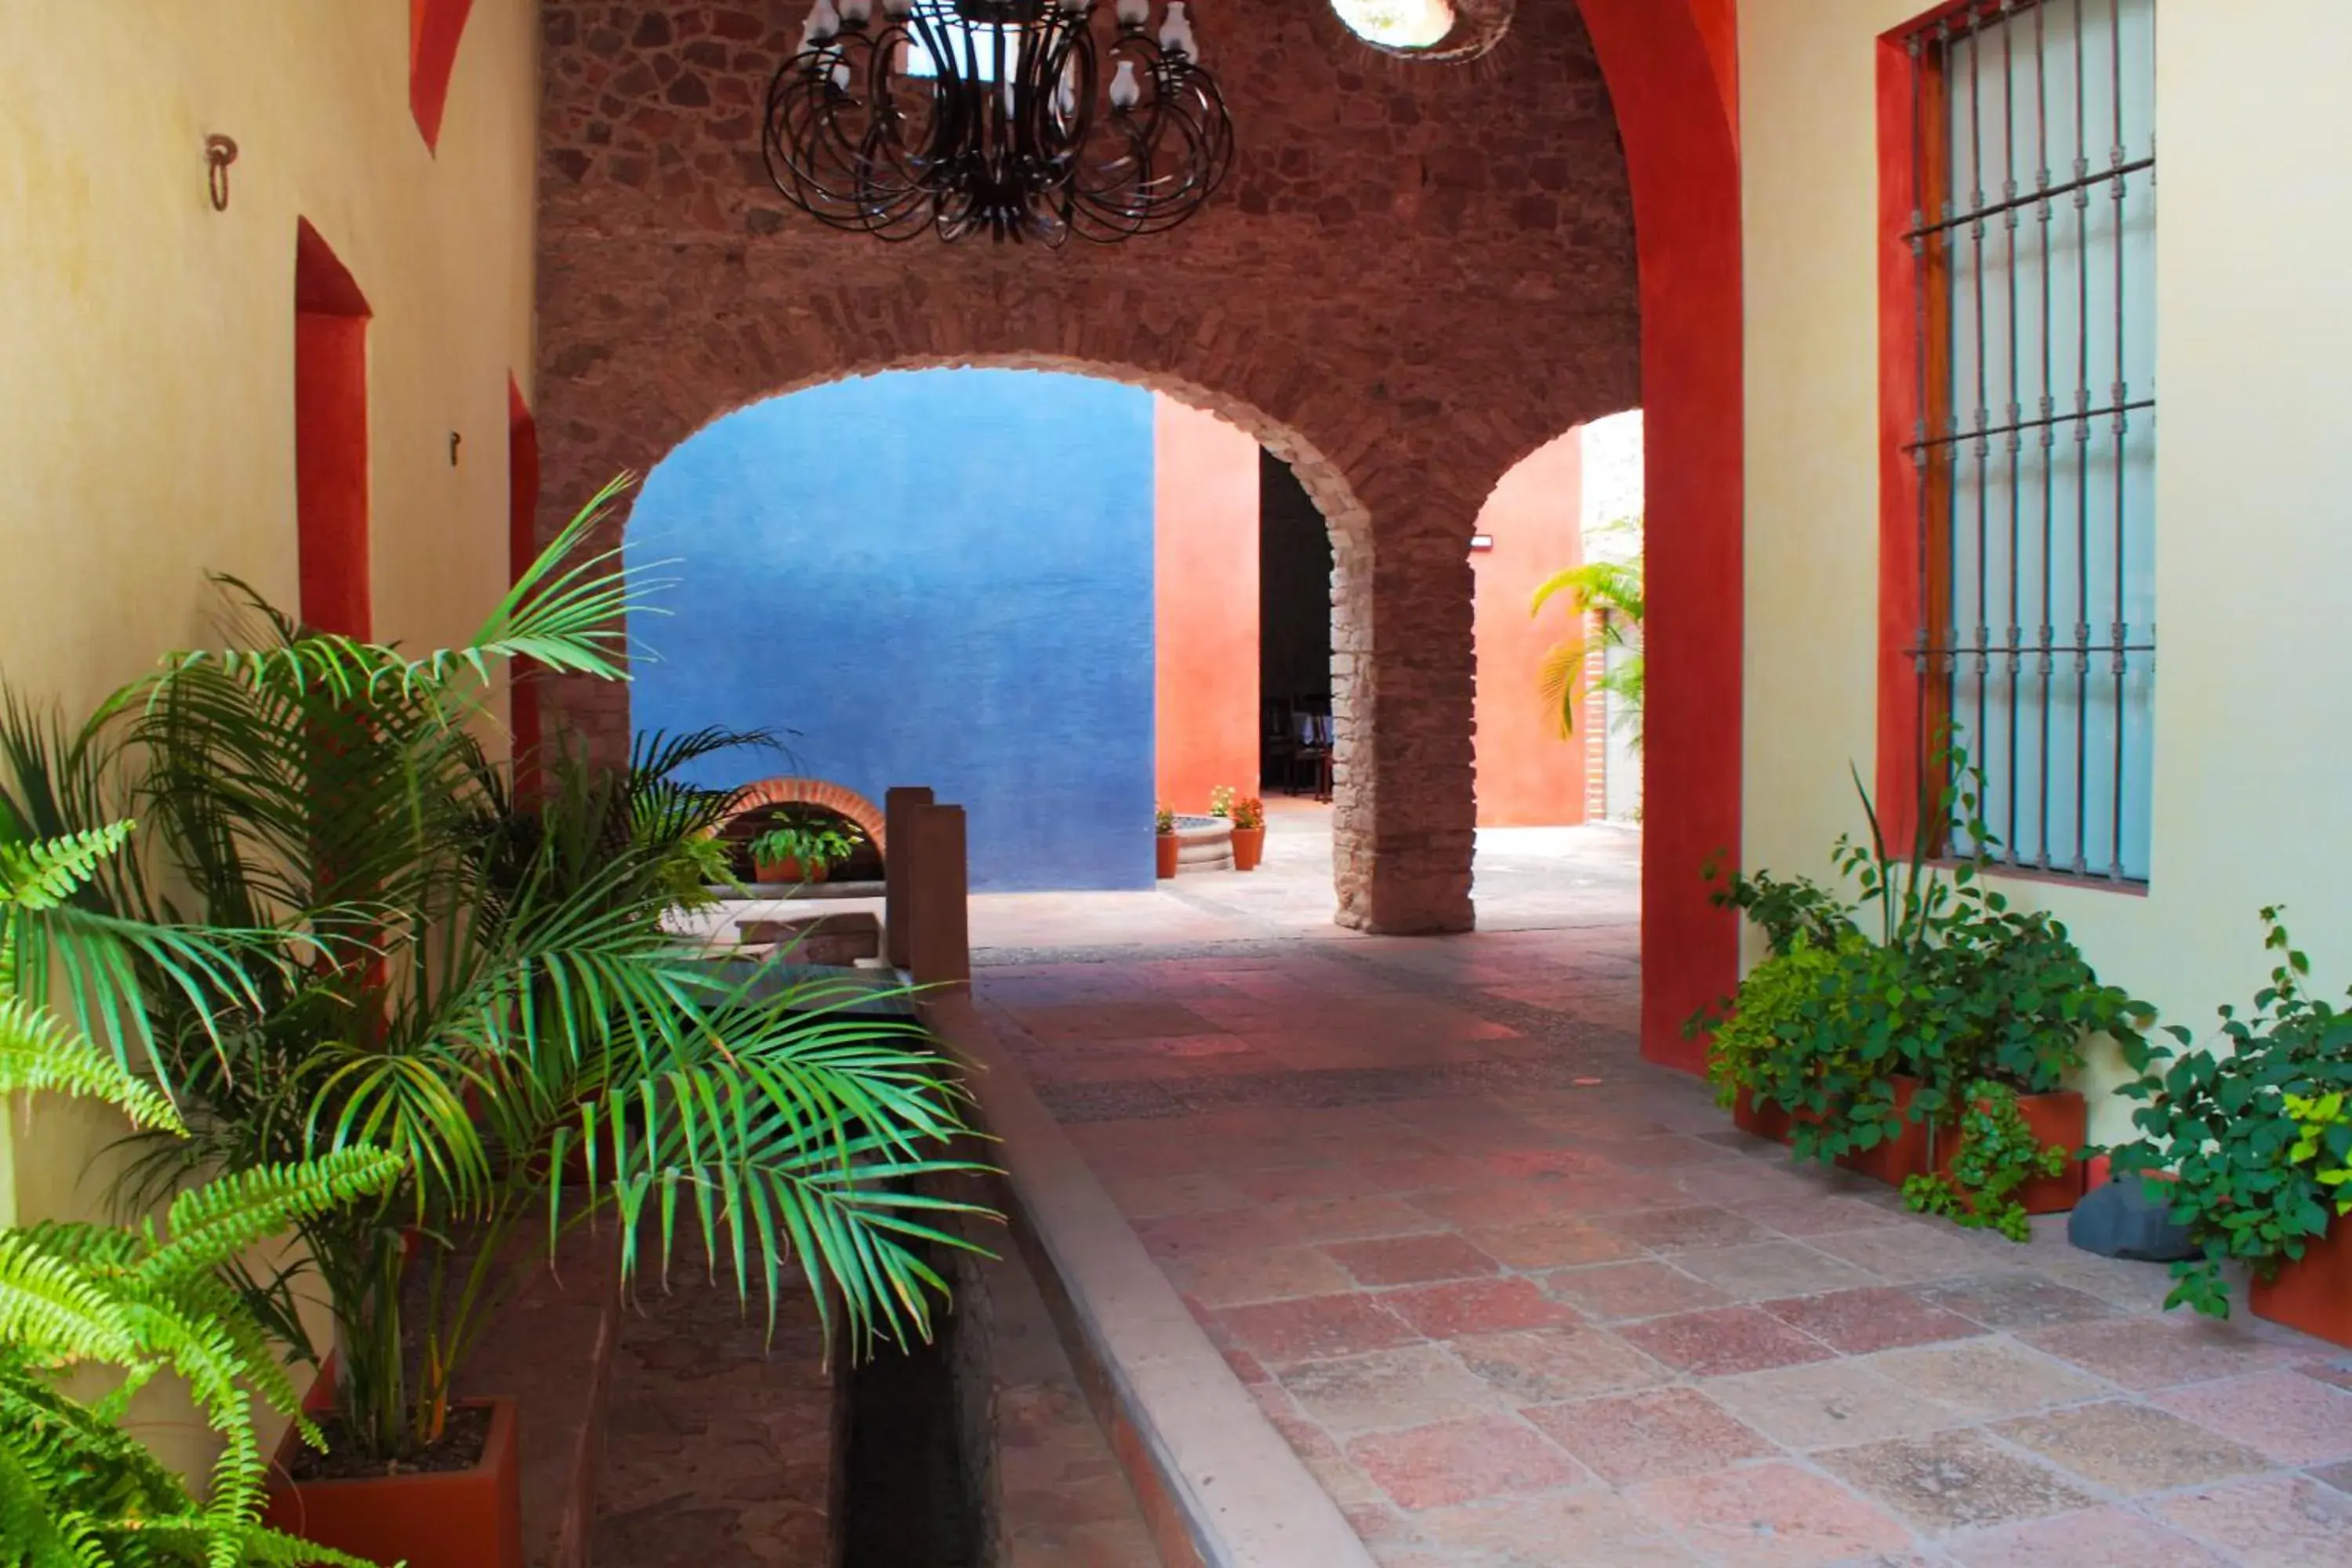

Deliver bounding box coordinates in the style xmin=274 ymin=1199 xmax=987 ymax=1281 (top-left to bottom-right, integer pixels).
xmin=802 ymin=0 xmax=839 ymax=47
xmin=1108 ymin=59 xmax=1142 ymax=109
xmin=1116 ymin=0 xmax=1149 ymax=29
xmin=1159 ymin=2 xmax=1196 ymax=59
xmin=840 ymin=0 xmax=873 ymax=25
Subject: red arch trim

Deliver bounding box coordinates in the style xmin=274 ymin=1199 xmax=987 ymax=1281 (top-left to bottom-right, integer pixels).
xmin=1575 ymin=0 xmax=1745 ymax=1073
xmin=727 ymin=779 xmax=891 ymax=855
xmin=409 ymin=0 xmax=474 ymax=153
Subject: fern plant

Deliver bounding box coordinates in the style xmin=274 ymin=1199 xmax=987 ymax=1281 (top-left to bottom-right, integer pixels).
xmin=1 ymin=829 xmax=405 ymax=1567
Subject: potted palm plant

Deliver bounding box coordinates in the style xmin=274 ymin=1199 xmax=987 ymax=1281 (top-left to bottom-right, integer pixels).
xmin=0 ymin=824 xmax=403 ymax=1566
xmin=3 ymin=477 xmax=994 ymax=1568
xmin=748 ymin=808 xmax=865 ymax=884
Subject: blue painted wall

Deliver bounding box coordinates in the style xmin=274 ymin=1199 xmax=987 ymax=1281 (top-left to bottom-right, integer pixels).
xmin=628 ymin=368 xmax=1156 ymax=891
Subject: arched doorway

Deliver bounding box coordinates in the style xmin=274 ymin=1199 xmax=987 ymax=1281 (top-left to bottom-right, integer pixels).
xmin=528 ymin=0 xmax=1737 ymax=1065
xmin=616 ymin=363 xmax=1359 ymax=896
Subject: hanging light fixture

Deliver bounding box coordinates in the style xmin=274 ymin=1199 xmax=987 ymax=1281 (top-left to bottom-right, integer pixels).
xmin=762 ymin=0 xmax=1234 ymax=245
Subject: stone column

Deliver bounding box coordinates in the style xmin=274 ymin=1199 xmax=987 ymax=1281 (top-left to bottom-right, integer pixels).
xmin=1330 ymin=492 xmax=1479 ymax=935
xmin=884 ymin=785 xmax=934 ymax=971
xmin=906 ymin=803 xmax=971 ymax=989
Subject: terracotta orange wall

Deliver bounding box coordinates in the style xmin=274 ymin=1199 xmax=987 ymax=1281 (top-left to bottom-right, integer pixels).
xmin=1153 ymin=396 xmax=1260 ymax=813
xmin=1473 ymin=430 xmax=1589 ymax=828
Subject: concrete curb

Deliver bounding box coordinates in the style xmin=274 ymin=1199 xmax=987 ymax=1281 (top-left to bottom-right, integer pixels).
xmin=927 ymin=995 xmax=1377 ymax=1568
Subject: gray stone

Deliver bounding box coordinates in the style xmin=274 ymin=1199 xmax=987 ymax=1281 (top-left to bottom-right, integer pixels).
xmin=2068 ymin=1175 xmax=2198 ymax=1262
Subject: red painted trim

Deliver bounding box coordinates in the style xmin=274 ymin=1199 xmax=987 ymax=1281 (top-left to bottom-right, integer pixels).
xmin=1577 ymin=1 xmax=1744 ymax=1073
xmin=1876 ymin=32 xmax=1928 ymax=856
xmin=507 ymin=377 xmax=543 ymax=797
xmin=295 ymin=220 xmax=372 ymax=640
xmin=408 ymin=0 xmax=474 ymax=154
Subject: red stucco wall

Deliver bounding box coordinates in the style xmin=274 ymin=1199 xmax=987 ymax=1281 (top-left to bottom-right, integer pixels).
xmin=1153 ymin=397 xmax=1261 ymax=814
xmin=1472 ymin=431 xmax=1589 ymax=828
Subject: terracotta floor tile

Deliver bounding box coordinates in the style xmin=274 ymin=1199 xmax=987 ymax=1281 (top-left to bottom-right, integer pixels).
xmin=1162 ymin=1246 xmax=1358 ymax=1308
xmin=1617 ymin=1305 xmax=1838 ymax=1377
xmin=1820 ymin=1429 xmax=2097 ymax=1535
xmin=1708 ymin=1358 xmax=1968 ymax=1450
xmin=1099 ymin=1170 xmax=1254 ymax=1219
xmin=2154 ymin=1370 xmax=2352 ymax=1465
xmin=1276 ymin=1344 xmax=1513 ymax=1437
xmin=1522 ymin=1387 xmax=1776 ymax=1485
xmin=1449 ymin=1325 xmax=1671 ymax=1403
xmin=1628 ymin=1460 xmax=1915 ymax=1566
xmin=2154 ymin=1474 xmax=2352 ymax=1566
xmin=1759 ymin=1285 xmax=1985 ymax=1354
xmin=1352 ymin=1152 xmax=1508 ymax=1194
xmin=1266 ymin=1194 xmax=1449 ymax=1245
xmin=1461 ymin=1218 xmax=1646 ymax=1270
xmin=2022 ymin=1315 xmax=2297 ymax=1392
xmin=1597 ymin=1203 xmax=1778 ymax=1253
xmin=1671 ymin=1241 xmax=1882 ymax=1302
xmin=1993 ymin=1401 xmax=2270 ymax=1493
xmin=1346 ymin=1415 xmax=1590 ymax=1511
xmin=1864 ymin=1338 xmax=2113 ymax=1418
xmin=1212 ymin=1293 xmax=1419 ymax=1364
xmin=1806 ymin=1223 xmax=2020 ymax=1285
xmin=2310 ymin=1458 xmax=2352 ymax=1494
xmin=1406 ymin=1490 xmax=1704 ymax=1566
xmin=1947 ymin=1505 xmax=2235 ymax=1566
xmin=2299 ymin=1353 xmax=2352 ymax=1393
xmin=1134 ymin=1207 xmax=1305 ymax=1261
xmin=1731 ymin=1194 xmax=1912 ymax=1237
xmin=1225 ymin=1162 xmax=1379 ymax=1203
xmin=1537 ymin=1260 xmax=1733 ymax=1323
xmin=1381 ymin=1276 xmax=1581 ymax=1339
xmin=1915 ymin=1269 xmax=2127 ymax=1331
xmin=1325 ymin=1232 xmax=1503 ymax=1287
xmin=1408 ymin=1184 xmax=1595 ymax=1231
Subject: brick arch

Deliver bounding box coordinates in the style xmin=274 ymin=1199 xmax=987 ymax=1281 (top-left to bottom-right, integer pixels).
xmin=534 ymin=0 xmax=1652 ymax=935
xmin=726 ymin=777 xmax=887 ymax=854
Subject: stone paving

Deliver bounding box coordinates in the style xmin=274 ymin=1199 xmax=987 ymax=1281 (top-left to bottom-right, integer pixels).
xmin=971 ymin=808 xmax=2352 ymax=1567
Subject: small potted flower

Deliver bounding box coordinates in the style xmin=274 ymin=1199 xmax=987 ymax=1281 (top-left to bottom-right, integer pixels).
xmin=1155 ymin=802 xmax=1178 ymax=879
xmin=1229 ymin=794 xmax=1267 ymax=871
xmin=749 ymin=808 xmax=865 ymax=884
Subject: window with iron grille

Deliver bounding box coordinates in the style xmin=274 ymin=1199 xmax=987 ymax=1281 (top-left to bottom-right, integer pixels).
xmin=1896 ymin=0 xmax=2156 ymax=884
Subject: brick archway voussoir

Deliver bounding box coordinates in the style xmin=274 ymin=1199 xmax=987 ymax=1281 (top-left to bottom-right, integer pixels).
xmin=726 ymin=777 xmax=890 ymax=855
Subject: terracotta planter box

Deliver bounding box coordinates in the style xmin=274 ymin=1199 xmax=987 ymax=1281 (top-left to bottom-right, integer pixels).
xmin=755 ymin=857 xmax=829 ymax=884
xmin=1155 ymin=833 xmax=1179 ymax=878
xmin=266 ymin=1396 xmax=524 ymax=1568
xmin=1230 ymin=824 xmax=1266 ymax=872
xmin=1835 ymin=1077 xmax=2086 ymax=1214
xmin=1730 ymin=1087 xmax=1792 ymax=1144
xmin=2251 ymin=1212 xmax=2352 ymax=1348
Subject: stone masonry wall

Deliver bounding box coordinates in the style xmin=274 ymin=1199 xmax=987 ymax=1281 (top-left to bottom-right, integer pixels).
xmin=532 ymin=0 xmax=1640 ymax=932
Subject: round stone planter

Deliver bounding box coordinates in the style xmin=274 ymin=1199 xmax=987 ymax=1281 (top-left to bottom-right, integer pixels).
xmin=1169 ymin=814 xmax=1233 ymax=874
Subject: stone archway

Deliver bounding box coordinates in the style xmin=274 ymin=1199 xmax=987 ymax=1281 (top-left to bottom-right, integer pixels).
xmin=529 ymin=0 xmax=1661 ymax=946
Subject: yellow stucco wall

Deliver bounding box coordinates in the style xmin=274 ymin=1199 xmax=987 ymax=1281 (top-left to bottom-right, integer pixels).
xmin=0 ymin=0 xmax=539 ymax=1225
xmin=0 ymin=1 xmax=539 ymax=1474
xmin=1742 ymin=0 xmax=2352 ymax=1139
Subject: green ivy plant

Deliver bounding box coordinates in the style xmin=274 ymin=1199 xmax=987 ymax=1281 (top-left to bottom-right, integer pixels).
xmin=1691 ymin=746 xmax=2147 ymax=1212
xmin=1 ymin=826 xmax=404 ymax=1566
xmin=1900 ymin=1081 xmax=2069 ymax=1242
xmin=2114 ymin=909 xmax=2352 ymax=1317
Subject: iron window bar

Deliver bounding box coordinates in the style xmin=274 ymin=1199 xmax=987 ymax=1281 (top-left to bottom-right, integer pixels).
xmin=1904 ymin=0 xmax=2155 ymax=887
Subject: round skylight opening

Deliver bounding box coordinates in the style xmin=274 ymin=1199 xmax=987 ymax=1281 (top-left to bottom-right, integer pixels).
xmin=1330 ymin=0 xmax=1455 ymax=51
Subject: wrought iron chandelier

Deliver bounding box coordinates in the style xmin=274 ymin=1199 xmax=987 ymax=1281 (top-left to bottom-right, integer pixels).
xmin=761 ymin=0 xmax=1234 ymax=245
